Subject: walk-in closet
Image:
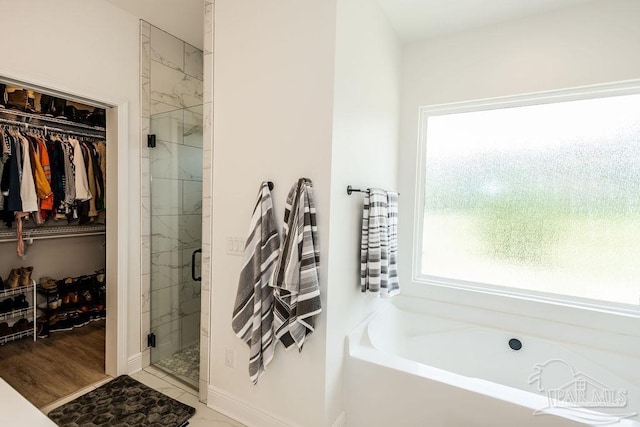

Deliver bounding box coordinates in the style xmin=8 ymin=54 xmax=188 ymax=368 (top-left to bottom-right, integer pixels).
xmin=0 ymin=81 xmax=109 ymax=408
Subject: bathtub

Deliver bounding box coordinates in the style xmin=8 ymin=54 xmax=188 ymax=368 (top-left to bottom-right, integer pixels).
xmin=346 ymin=303 xmax=640 ymax=426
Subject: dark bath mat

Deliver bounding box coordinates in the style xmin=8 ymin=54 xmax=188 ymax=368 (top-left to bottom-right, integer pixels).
xmin=48 ymin=375 xmax=195 ymax=427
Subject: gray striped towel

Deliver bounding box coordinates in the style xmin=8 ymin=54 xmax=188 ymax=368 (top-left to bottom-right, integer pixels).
xmin=271 ymin=178 xmax=321 ymax=351
xmin=232 ymin=182 xmax=281 ymax=384
xmin=361 ymin=189 xmax=400 ymax=297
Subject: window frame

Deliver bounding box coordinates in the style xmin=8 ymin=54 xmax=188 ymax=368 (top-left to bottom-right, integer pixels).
xmin=412 ymin=80 xmax=640 ymax=317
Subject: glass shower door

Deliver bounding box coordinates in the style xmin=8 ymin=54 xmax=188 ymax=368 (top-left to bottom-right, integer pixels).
xmin=149 ymin=105 xmax=203 ymax=387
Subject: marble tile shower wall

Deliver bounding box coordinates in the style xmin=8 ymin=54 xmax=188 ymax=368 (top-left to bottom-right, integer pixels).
xmin=199 ymin=0 xmax=214 ymax=402
xmin=140 ymin=20 xmax=204 ymax=369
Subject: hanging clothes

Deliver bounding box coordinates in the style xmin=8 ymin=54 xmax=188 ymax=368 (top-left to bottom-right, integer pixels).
xmin=80 ymin=141 xmax=98 ymax=218
xmin=27 ymin=136 xmax=52 ymax=201
xmin=59 ymin=137 xmax=76 ymax=210
xmin=34 ymin=135 xmax=54 ymax=216
xmin=69 ymin=137 xmax=91 ymax=202
xmin=96 ymin=141 xmax=106 ymax=208
xmin=26 ymin=136 xmax=48 ymax=225
xmin=15 ymin=131 xmax=38 ymax=213
xmin=0 ymin=130 xmax=10 ymax=211
xmin=90 ymin=142 xmax=105 ymax=211
xmin=3 ymin=131 xmax=21 ymax=214
xmin=46 ymin=136 xmax=66 ymax=219
xmin=0 ymin=125 xmax=106 ymax=228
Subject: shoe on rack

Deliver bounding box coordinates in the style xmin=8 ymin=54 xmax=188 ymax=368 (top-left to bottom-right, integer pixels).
xmin=88 ymin=109 xmax=106 ymax=127
xmin=0 ymin=84 xmax=7 ymax=108
xmin=39 ymin=276 xmax=57 ymax=291
xmin=81 ymin=289 xmax=93 ymax=303
xmin=78 ymin=275 xmax=94 ymax=289
xmin=70 ymin=312 xmax=84 ymax=328
xmin=0 ymin=322 xmax=11 ymax=337
xmin=40 ymin=94 xmax=55 ymax=117
xmin=52 ymin=97 xmax=67 ymax=119
xmin=7 ymin=89 xmax=28 ymax=111
xmin=36 ymin=319 xmax=49 ymax=338
xmin=7 ymin=269 xmax=20 ymax=289
xmin=19 ymin=266 xmax=33 ymax=287
xmin=68 ymin=292 xmax=79 ymax=304
xmin=0 ymin=298 xmax=13 ymax=314
xmin=12 ymin=318 xmax=30 ymax=332
xmin=64 ymin=105 xmax=77 ymax=122
xmin=52 ymin=313 xmax=74 ymax=331
xmin=47 ymin=313 xmax=58 ymax=327
xmin=14 ymin=294 xmax=28 ymax=309
xmin=41 ymin=295 xmax=59 ymax=310
xmin=95 ymin=269 xmax=105 ymax=284
xmin=76 ymin=109 xmax=91 ymax=125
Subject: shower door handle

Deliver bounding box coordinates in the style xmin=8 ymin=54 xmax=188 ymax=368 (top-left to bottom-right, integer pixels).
xmin=191 ymin=248 xmax=202 ymax=281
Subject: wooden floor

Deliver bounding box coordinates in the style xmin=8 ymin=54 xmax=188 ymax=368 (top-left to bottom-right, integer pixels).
xmin=0 ymin=320 xmax=108 ymax=408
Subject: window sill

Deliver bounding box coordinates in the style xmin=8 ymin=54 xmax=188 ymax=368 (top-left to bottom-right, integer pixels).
xmin=402 ymin=276 xmax=640 ymax=343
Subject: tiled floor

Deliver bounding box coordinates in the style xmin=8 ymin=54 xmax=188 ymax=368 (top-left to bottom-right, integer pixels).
xmin=155 ymin=343 xmax=200 ymax=386
xmin=42 ymin=366 xmax=245 ymax=427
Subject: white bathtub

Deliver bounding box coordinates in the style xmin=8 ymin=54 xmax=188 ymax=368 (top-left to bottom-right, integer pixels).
xmin=346 ymin=304 xmax=640 ymax=426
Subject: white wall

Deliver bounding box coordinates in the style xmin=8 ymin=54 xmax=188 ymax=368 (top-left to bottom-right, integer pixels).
xmin=212 ymin=0 xmax=640 ymax=424
xmin=106 ymin=0 xmax=203 ymax=49
xmin=0 ymin=0 xmax=141 ymax=363
xmin=325 ymin=0 xmax=400 ymax=423
xmin=398 ymin=0 xmax=640 ymax=324
xmin=211 ymin=1 xmax=337 ymax=426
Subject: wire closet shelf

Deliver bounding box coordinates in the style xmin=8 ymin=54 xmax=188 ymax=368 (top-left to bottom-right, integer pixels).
xmin=0 ymin=108 xmax=106 ymax=139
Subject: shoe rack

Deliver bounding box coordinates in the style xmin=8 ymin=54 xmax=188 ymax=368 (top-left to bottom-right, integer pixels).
xmin=0 ymin=82 xmax=107 ymax=343
xmin=0 ymin=278 xmax=36 ymax=345
xmin=36 ymin=271 xmax=106 ymax=338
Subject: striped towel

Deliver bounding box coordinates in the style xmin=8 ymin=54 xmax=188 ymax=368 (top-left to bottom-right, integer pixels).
xmin=361 ymin=189 xmax=400 ymax=297
xmin=271 ymin=178 xmax=321 ymax=351
xmin=386 ymin=191 xmax=400 ymax=295
xmin=232 ymin=182 xmax=281 ymax=384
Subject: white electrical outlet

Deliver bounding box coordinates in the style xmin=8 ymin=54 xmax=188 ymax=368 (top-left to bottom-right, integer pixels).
xmin=225 ymin=348 xmax=235 ymax=368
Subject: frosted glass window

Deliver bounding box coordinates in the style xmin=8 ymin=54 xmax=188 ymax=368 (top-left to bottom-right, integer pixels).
xmin=421 ymin=93 xmax=640 ymax=305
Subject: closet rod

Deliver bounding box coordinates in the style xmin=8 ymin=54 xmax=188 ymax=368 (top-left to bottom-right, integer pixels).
xmin=0 ymin=108 xmax=106 ymax=132
xmin=0 ymin=117 xmax=105 ymax=139
xmin=0 ymin=231 xmax=105 ymax=244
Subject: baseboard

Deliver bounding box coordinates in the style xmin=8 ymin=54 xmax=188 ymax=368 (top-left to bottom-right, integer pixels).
xmin=332 ymin=411 xmax=347 ymax=427
xmin=208 ymin=385 xmax=295 ymax=427
xmin=127 ymin=352 xmax=143 ymax=374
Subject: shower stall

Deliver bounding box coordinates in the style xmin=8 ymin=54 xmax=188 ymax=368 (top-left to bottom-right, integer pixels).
xmin=140 ymin=19 xmax=204 ymax=391
xmin=149 ymin=105 xmax=203 ymax=388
